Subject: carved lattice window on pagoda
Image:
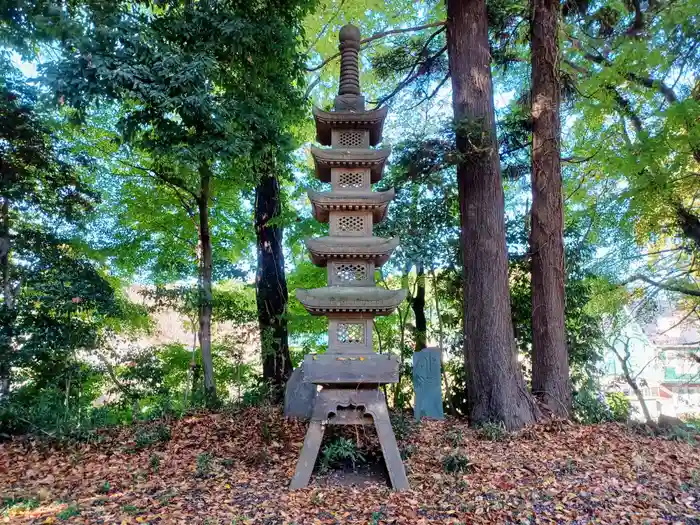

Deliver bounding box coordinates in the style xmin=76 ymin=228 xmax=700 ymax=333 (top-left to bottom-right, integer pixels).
xmin=337 ymin=171 xmax=365 ymax=188
xmin=335 ymin=263 xmax=367 ymax=283
xmin=336 ymin=214 xmax=366 ymax=233
xmin=337 ymin=323 xmax=365 ymax=344
xmin=337 ymin=130 xmax=365 ymax=148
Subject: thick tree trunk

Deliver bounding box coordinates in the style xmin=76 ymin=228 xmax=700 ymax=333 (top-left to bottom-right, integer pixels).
xmin=198 ymin=164 xmax=217 ymax=404
xmin=412 ymin=262 xmax=427 ymax=352
xmin=529 ymin=0 xmax=571 ymax=418
xmin=0 ymin=198 xmax=12 ymax=398
xmin=255 ymin=172 xmax=292 ymax=397
xmin=446 ymin=0 xmax=540 ymax=430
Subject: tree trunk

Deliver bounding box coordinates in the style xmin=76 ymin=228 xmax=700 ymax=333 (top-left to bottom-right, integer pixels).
xmin=255 ymin=171 xmax=292 ymax=397
xmin=0 ymin=198 xmax=12 ymax=398
xmin=412 ymin=262 xmax=427 ymax=352
xmin=198 ymin=163 xmax=217 ymax=404
xmin=446 ymin=0 xmax=540 ymax=430
xmin=529 ymin=0 xmax=571 ymax=418
xmin=612 ymin=343 xmax=653 ymax=424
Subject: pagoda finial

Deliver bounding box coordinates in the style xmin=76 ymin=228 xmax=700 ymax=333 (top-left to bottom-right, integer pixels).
xmin=334 ymin=23 xmax=365 ymax=111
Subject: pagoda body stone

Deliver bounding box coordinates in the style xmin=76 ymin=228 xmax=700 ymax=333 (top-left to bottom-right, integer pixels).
xmin=289 ymin=23 xmax=409 ymax=491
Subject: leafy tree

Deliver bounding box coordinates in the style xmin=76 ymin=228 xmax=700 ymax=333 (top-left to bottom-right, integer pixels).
xmin=0 ymin=56 xmax=96 ymax=397
xmin=42 ymin=0 xmax=315 ymax=402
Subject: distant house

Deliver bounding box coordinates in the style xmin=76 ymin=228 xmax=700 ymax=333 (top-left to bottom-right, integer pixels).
xmin=601 ymin=303 xmax=700 ymax=420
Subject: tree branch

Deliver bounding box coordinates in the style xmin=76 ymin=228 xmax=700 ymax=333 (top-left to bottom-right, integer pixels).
xmin=305 ymin=21 xmax=446 ymax=72
xmin=625 ymin=274 xmax=700 ymax=297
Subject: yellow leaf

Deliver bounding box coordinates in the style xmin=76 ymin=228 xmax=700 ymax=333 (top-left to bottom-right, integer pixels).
xmin=225 ymin=483 xmax=231 ymax=489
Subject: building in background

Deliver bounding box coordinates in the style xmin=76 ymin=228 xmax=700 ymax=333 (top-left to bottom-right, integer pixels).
xmin=601 ymin=302 xmax=700 ymax=420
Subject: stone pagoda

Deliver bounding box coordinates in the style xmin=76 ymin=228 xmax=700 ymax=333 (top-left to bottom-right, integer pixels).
xmin=290 ymin=24 xmax=409 ymax=491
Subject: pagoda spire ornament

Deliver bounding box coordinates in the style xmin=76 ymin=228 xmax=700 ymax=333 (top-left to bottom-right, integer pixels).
xmin=290 ymin=24 xmax=409 ymax=491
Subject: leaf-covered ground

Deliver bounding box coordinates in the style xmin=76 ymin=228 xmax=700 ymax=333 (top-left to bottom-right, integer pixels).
xmin=1 ymin=408 xmax=699 ymax=524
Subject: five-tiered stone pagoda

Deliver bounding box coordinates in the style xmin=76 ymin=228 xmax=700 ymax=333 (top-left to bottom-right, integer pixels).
xmin=290 ymin=23 xmax=409 ymax=491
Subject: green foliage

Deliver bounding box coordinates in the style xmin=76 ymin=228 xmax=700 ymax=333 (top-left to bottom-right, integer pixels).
xmin=320 ymin=437 xmax=366 ymax=472
xmin=442 ymin=451 xmax=472 ymax=474
xmin=476 ymin=421 xmax=510 ymax=442
xmin=1 ymin=497 xmax=40 ymax=517
xmin=149 ymin=453 xmax=161 ymax=473
xmin=196 ymin=452 xmax=213 ymax=478
xmin=606 ymin=392 xmax=631 ymax=422
xmin=573 ymin=386 xmax=615 ymax=424
xmin=57 ymin=504 xmax=80 ymax=520
xmin=389 ymin=411 xmax=416 ymax=441
xmin=446 ymin=429 xmax=464 ymax=447
xmin=134 ymin=424 xmax=171 ymax=450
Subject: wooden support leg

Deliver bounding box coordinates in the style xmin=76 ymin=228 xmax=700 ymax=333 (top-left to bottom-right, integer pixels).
xmin=290 ymin=421 xmax=324 ymax=490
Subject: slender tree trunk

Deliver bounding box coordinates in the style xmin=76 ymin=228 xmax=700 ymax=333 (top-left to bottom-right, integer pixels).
xmin=530 ymin=0 xmax=571 ymax=418
xmin=0 ymin=198 xmax=12 ymax=398
xmin=612 ymin=344 xmax=653 ymax=423
xmin=198 ymin=164 xmax=217 ymax=404
xmin=255 ymin=171 xmax=292 ymax=397
xmin=412 ymin=262 xmax=427 ymax=352
xmin=446 ymin=0 xmax=540 ymax=430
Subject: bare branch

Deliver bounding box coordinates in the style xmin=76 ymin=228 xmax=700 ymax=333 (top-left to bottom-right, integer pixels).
xmin=305 ymin=21 xmax=446 ymax=72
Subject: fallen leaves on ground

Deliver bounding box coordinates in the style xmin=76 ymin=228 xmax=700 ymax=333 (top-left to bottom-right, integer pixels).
xmin=1 ymin=408 xmax=699 ymax=524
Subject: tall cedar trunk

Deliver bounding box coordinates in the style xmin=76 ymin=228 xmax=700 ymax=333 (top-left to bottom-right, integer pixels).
xmin=198 ymin=164 xmax=217 ymax=404
xmin=447 ymin=0 xmax=540 ymax=430
xmin=255 ymin=172 xmax=292 ymax=396
xmin=412 ymin=262 xmax=427 ymax=352
xmin=530 ymin=0 xmax=571 ymax=417
xmin=0 ymin=198 xmax=11 ymax=398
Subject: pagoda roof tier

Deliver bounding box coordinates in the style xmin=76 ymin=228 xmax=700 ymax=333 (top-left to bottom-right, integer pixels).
xmin=305 ymin=236 xmax=399 ymax=267
xmin=308 ymin=188 xmax=395 ymax=223
xmin=313 ymin=106 xmax=389 ymax=146
xmin=296 ymin=287 xmax=407 ymax=316
xmin=310 ymin=146 xmax=390 ymax=183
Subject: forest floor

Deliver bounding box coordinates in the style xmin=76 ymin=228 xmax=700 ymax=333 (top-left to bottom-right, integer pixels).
xmin=1 ymin=407 xmax=699 ymax=525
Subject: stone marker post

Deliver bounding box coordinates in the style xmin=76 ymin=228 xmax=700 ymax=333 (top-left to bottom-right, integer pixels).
xmin=290 ymin=24 xmax=409 ymax=491
xmin=413 ymin=348 xmax=444 ymax=420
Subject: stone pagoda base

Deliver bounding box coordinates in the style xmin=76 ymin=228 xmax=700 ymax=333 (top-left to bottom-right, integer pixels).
xmin=289 ymin=387 xmax=410 ymax=490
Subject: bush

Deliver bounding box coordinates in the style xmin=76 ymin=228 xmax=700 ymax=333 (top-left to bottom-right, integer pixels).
xmin=442 ymin=451 xmax=471 ymax=473
xmin=390 ymin=411 xmax=416 ymax=441
xmin=476 ymin=421 xmax=509 ymax=441
xmin=134 ymin=424 xmax=171 ymax=449
xmin=196 ymin=452 xmax=213 ymax=477
xmin=573 ymin=387 xmax=613 ymax=424
xmin=605 ymin=392 xmax=630 ymax=422
xmin=320 ymin=437 xmax=366 ymax=472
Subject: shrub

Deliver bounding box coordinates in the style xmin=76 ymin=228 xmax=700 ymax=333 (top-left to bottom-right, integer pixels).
xmin=390 ymin=411 xmax=416 ymax=441
xmin=196 ymin=452 xmax=213 ymax=477
xmin=57 ymin=504 xmax=80 ymax=520
xmin=442 ymin=451 xmax=471 ymax=473
xmin=446 ymin=429 xmax=464 ymax=447
xmin=134 ymin=424 xmax=171 ymax=449
xmin=2 ymin=497 xmax=40 ymax=517
xmin=320 ymin=437 xmax=366 ymax=472
xmin=476 ymin=421 xmax=509 ymax=441
xmin=573 ymin=387 xmax=613 ymax=424
xmin=149 ymin=453 xmax=161 ymax=473
xmin=605 ymin=392 xmax=630 ymax=422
